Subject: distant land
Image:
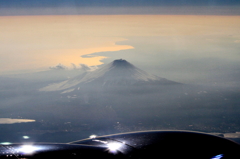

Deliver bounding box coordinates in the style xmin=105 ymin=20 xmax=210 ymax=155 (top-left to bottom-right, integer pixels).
xmin=0 ymin=60 xmax=239 ymax=143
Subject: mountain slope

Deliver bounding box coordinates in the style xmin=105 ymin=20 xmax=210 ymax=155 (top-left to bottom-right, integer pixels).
xmin=40 ymin=59 xmax=179 ymax=92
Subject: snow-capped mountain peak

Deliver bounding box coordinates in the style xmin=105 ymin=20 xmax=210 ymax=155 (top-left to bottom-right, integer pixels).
xmin=40 ymin=59 xmax=178 ymax=92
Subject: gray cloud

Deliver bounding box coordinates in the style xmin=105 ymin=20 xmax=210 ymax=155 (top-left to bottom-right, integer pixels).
xmin=71 ymin=63 xmax=77 ymax=69
xmin=79 ymin=64 xmax=91 ymax=72
xmin=79 ymin=64 xmax=98 ymax=72
xmin=49 ymin=63 xmax=98 ymax=72
xmin=49 ymin=63 xmax=68 ymax=70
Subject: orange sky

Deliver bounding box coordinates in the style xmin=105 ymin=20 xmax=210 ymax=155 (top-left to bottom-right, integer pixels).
xmin=0 ymin=15 xmax=240 ymax=74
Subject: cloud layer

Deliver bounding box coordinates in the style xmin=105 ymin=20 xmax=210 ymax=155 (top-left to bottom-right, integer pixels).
xmin=49 ymin=63 xmax=98 ymax=72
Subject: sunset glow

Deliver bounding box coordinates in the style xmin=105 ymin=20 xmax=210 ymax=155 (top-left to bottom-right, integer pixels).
xmin=0 ymin=15 xmax=240 ymax=73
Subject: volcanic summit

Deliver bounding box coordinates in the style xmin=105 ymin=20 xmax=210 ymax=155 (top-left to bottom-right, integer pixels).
xmin=40 ymin=59 xmax=178 ymax=92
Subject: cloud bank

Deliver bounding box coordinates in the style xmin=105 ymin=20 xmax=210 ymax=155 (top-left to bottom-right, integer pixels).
xmin=49 ymin=63 xmax=98 ymax=72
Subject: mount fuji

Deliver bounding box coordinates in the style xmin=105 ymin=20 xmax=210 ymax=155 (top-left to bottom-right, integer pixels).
xmin=40 ymin=59 xmax=179 ymax=93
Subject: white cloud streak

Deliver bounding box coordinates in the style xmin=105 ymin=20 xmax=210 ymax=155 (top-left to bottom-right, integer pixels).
xmin=0 ymin=118 xmax=35 ymax=124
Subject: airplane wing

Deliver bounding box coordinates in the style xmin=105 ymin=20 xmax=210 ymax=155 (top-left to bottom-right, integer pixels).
xmin=0 ymin=130 xmax=239 ymax=159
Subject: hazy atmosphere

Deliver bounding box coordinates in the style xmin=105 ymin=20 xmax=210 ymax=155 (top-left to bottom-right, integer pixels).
xmin=0 ymin=0 xmax=240 ymax=143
